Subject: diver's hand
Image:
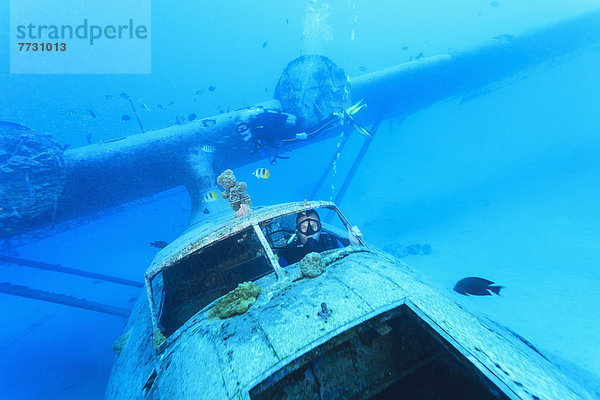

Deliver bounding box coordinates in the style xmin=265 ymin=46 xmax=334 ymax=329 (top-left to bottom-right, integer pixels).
xmin=348 ymin=225 xmax=362 ymax=246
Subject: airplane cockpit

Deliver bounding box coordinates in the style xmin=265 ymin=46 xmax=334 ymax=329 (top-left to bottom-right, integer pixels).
xmin=145 ymin=202 xmax=365 ymax=339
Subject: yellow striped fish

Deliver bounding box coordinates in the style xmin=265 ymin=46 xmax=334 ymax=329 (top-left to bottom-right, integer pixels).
xmin=203 ymin=191 xmax=218 ymax=202
xmin=252 ymin=168 xmax=270 ymax=179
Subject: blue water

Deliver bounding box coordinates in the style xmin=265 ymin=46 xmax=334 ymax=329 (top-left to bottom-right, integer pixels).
xmin=1 ymin=0 xmax=600 ymax=398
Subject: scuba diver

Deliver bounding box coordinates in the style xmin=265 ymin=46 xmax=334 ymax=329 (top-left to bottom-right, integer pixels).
xmin=279 ymin=209 xmax=361 ymax=266
xmin=236 ymin=100 xmax=372 ymax=164
xmin=235 ymin=106 xmax=299 ymax=164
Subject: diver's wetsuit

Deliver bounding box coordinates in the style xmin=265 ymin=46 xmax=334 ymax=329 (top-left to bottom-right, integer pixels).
xmin=279 ymin=233 xmax=349 ymax=266
xmin=248 ymin=110 xmax=297 ymax=143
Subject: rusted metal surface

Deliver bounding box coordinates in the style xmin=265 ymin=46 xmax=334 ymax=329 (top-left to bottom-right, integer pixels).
xmin=107 ymin=246 xmax=595 ymax=399
xmin=108 ymin=200 xmax=596 ymax=399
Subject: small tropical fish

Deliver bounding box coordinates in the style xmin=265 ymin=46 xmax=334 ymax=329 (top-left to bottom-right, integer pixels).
xmin=86 ymin=109 xmax=96 ymax=119
xmin=188 ymin=113 xmax=197 ymax=121
xmin=490 ymin=1 xmax=499 ymax=6
xmin=252 ymin=168 xmax=270 ymax=179
xmin=202 ymin=119 xmax=216 ymax=127
xmin=208 ymin=85 xmax=216 ymax=92
xmin=262 ymin=41 xmax=269 ymax=48
xmin=201 ymin=144 xmax=216 ymax=153
xmin=195 ymin=89 xmax=205 ymax=95
xmin=169 ymin=101 xmax=175 ymax=106
xmin=415 ymin=52 xmax=424 ymax=60
xmin=150 ymin=241 xmax=168 ymax=249
xmin=203 ymin=191 xmax=218 ymax=202
xmin=119 ymin=92 xmax=130 ymax=99
xmin=454 ymin=277 xmax=503 ymax=296
xmin=63 ymin=109 xmax=77 ymax=116
xmin=358 ymin=66 xmax=367 ymax=72
xmin=203 ymin=208 xmax=210 ymax=215
xmin=286 ymin=18 xmax=289 ymax=24
xmin=121 ymin=115 xmax=131 ymax=121
xmin=401 ymin=46 xmax=409 ymax=51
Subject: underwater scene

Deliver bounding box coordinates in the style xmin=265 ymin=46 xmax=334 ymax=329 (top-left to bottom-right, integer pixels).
xmin=1 ymin=0 xmax=600 ymax=398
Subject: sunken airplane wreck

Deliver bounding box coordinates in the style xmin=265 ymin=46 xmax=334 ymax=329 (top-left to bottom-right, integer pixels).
xmin=107 ymin=200 xmax=592 ymax=400
xmin=0 ymin=10 xmax=599 ymax=400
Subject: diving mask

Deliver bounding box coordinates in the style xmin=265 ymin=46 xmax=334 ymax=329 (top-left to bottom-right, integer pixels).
xmin=297 ymin=218 xmax=322 ymax=236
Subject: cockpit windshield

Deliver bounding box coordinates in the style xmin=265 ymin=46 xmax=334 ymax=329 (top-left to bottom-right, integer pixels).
xmin=260 ymin=207 xmax=362 ymax=267
xmin=150 ymin=227 xmax=273 ymax=337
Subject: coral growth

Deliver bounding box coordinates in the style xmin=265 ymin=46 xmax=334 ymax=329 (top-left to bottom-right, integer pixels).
xmin=217 ymin=169 xmax=251 ymax=212
xmin=209 ymin=281 xmax=261 ymax=319
xmin=300 ymin=252 xmax=325 ymax=278
xmin=112 ymin=329 xmax=132 ymax=356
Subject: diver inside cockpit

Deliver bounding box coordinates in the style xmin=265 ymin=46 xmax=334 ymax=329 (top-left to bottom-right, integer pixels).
xmin=278 ymin=209 xmax=361 ymax=266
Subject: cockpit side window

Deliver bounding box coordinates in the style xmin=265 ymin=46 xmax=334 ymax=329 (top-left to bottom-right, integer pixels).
xmin=260 ymin=207 xmax=363 ymax=267
xmin=151 ymin=228 xmax=273 ymax=337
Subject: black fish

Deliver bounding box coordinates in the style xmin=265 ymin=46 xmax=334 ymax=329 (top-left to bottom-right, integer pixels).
xmin=188 ymin=113 xmax=197 ymax=121
xmin=262 ymin=41 xmax=269 ymax=48
xmin=121 ymin=115 xmax=131 ymax=121
xmin=202 ymin=119 xmax=216 ymax=127
xmin=150 ymin=241 xmax=168 ymax=249
xmin=203 ymin=208 xmax=210 ymax=215
xmin=454 ymin=277 xmax=503 ymax=296
xmin=358 ymin=66 xmax=367 ymax=72
xmin=208 ymin=85 xmax=216 ymax=92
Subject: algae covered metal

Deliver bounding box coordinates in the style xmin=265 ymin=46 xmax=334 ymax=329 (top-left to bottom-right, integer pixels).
xmin=106 ymin=201 xmax=594 ymax=400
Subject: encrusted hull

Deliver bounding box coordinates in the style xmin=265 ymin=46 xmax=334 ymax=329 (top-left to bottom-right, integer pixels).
xmin=106 ymin=248 xmax=593 ymax=400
